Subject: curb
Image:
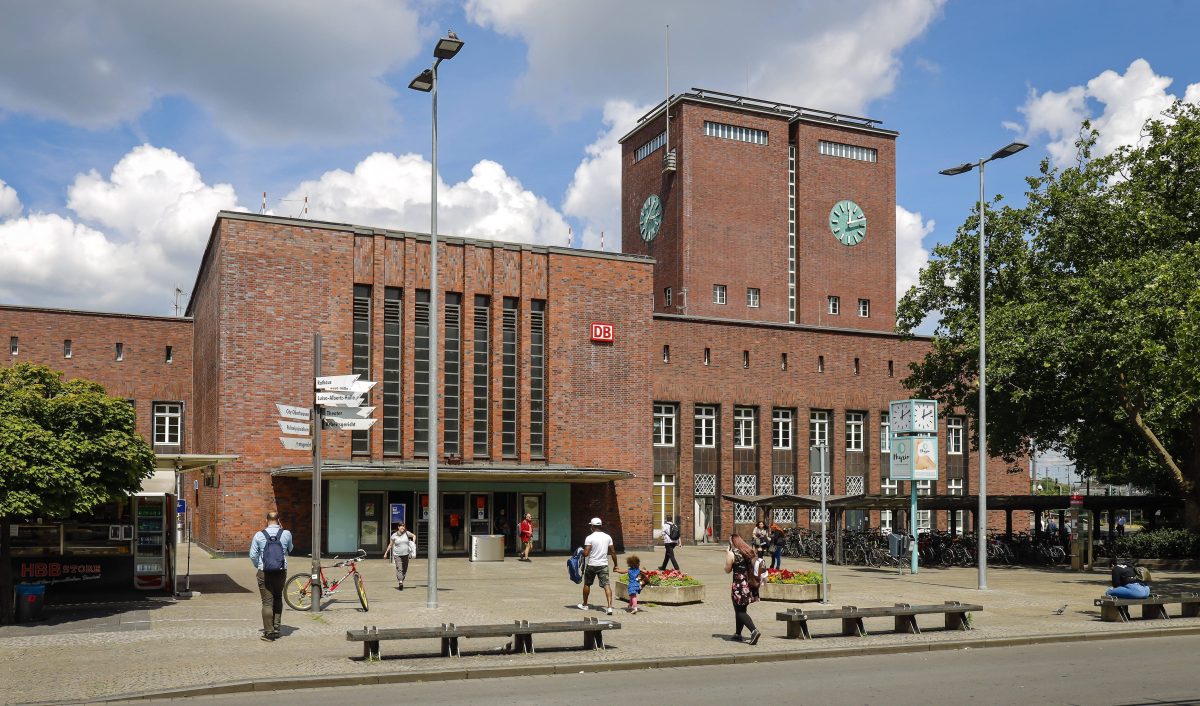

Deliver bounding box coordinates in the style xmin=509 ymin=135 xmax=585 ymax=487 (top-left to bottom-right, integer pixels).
xmin=43 ymin=623 xmax=1200 ymax=704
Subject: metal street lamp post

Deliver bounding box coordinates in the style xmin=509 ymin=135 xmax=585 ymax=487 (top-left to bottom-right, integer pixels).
xmin=939 ymin=141 xmax=1027 ymax=590
xmin=409 ymin=31 xmax=463 ymax=609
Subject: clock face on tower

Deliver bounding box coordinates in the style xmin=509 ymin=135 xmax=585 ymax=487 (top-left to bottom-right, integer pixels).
xmin=639 ymin=194 xmax=663 ymax=243
xmin=829 ymin=199 xmax=866 ymax=246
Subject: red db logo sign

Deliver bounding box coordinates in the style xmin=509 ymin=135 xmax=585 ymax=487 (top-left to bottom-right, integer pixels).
xmin=590 ymin=322 xmax=614 ymax=342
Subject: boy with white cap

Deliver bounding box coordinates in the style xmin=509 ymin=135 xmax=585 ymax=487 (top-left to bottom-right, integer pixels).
xmin=579 ymin=517 xmax=617 ymax=615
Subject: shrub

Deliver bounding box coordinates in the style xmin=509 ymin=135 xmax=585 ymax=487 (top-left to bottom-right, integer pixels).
xmin=1107 ymin=528 xmax=1200 ymax=559
xmin=765 ymin=568 xmax=823 ymax=585
xmin=617 ymin=570 xmax=704 ymax=587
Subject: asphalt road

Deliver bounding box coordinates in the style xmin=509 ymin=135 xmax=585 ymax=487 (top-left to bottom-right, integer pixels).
xmin=126 ymin=634 xmax=1200 ymax=705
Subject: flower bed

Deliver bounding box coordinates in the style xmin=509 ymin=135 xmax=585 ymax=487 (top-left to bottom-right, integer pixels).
xmin=617 ymin=570 xmax=705 ymax=605
xmin=758 ymin=569 xmax=827 ymax=602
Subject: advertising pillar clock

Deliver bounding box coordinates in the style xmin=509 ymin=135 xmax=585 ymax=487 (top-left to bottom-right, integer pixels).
xmin=889 ymin=398 xmax=939 ymax=481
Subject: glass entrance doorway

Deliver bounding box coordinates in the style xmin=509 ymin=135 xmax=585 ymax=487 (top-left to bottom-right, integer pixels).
xmin=358 ymin=491 xmax=385 ymax=553
xmin=695 ymin=497 xmax=715 ymax=543
xmin=442 ymin=493 xmax=466 ymax=553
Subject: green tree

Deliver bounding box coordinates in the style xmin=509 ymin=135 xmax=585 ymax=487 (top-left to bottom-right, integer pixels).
xmin=898 ymin=101 xmax=1200 ymax=525
xmin=0 ymin=363 xmax=155 ymax=623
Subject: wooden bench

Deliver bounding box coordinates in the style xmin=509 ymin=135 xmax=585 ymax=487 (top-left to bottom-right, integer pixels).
xmin=346 ymin=618 xmax=620 ymax=659
xmin=1093 ymin=593 xmax=1200 ymax=623
xmin=776 ymin=601 xmax=982 ymax=640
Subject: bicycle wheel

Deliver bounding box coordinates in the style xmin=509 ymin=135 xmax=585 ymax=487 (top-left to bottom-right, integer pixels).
xmin=354 ymin=573 xmax=369 ymax=612
xmin=284 ymin=573 xmax=313 ymax=611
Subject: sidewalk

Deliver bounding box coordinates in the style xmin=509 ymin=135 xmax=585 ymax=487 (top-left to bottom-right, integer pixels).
xmin=3 ymin=544 xmax=1199 ymax=704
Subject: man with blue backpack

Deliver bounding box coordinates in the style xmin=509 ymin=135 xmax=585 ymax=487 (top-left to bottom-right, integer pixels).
xmin=249 ymin=511 xmax=294 ymax=641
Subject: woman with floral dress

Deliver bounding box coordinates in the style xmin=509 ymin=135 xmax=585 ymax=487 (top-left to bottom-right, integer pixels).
xmin=724 ymin=534 xmax=761 ymax=645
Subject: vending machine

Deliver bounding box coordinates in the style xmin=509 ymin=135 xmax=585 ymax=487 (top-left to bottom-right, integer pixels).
xmin=133 ymin=494 xmax=175 ymax=591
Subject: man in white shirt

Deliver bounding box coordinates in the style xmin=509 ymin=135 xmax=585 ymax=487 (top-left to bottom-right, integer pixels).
xmin=578 ymin=517 xmax=617 ymax=615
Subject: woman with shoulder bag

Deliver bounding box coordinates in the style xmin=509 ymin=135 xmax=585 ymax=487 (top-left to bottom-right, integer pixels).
xmin=724 ymin=534 xmax=762 ymax=645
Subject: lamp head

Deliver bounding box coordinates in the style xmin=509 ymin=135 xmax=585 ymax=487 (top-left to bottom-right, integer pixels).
xmin=939 ymin=163 xmax=974 ymax=176
xmin=408 ymin=69 xmax=434 ymax=92
xmin=990 ymin=142 xmax=1028 ymax=160
xmin=434 ymin=32 xmax=464 ymax=60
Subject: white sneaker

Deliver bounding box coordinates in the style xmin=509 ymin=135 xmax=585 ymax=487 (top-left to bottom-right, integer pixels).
xmin=606 ymin=607 xmax=613 ymax=615
xmin=577 ymin=603 xmax=589 ymax=611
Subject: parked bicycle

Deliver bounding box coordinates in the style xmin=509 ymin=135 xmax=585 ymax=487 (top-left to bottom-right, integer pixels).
xmin=284 ymin=549 xmax=368 ymax=612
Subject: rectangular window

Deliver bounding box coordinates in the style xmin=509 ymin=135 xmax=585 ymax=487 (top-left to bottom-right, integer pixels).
xmin=845 ymin=412 xmax=864 ymax=451
xmin=8 ymin=336 xmax=16 ymax=355
xmin=888 ymin=360 xmax=894 ymax=377
xmin=881 ymin=478 xmax=899 ymax=496
xmin=653 ymin=474 xmax=676 ymax=528
xmin=115 ymin=342 xmax=124 ymax=361
xmin=352 ymin=284 xmax=371 ymax=455
xmin=501 ymin=297 xmax=519 ymax=458
xmin=772 ymin=408 xmax=793 ymax=450
xmin=694 ymin=405 xmax=717 ymax=448
xmin=662 ymin=344 xmax=670 ymax=363
xmin=529 ymin=299 xmax=546 ymax=459
xmin=713 ymin=284 xmax=726 ymax=304
xmin=788 ymin=144 xmax=797 ymax=324
xmin=704 ymin=120 xmax=769 ymax=145
xmin=443 ymin=292 xmax=462 ymax=457
xmin=742 ymin=350 xmax=749 ymax=369
xmin=414 ymin=290 xmax=431 ymax=454
xmin=733 ymin=407 xmax=755 ymax=449
xmin=472 ymin=295 xmax=490 ymax=458
xmin=773 ymin=475 xmax=795 ymax=523
xmin=635 ymin=130 xmax=667 ymax=162
xmin=858 ymin=298 xmax=870 ymax=317
xmin=854 ymin=357 xmax=860 ymax=375
xmin=384 ymin=288 xmax=403 ymax=455
xmin=817 ymin=355 xmax=824 ymax=373
xmin=880 ymin=412 xmax=890 ymax=452
xmin=653 ymin=403 xmax=676 ymax=447
xmin=703 ymin=348 xmax=710 ymax=366
xmin=746 ymin=288 xmax=760 ymax=308
xmin=733 ymin=474 xmax=758 ymax=523
xmin=153 ymin=402 xmax=182 ymax=446
xmin=917 ymin=510 xmax=932 ymax=531
xmin=949 ymin=417 xmax=964 ymax=455
xmin=818 ymin=139 xmax=878 ymax=163
xmin=694 ymin=473 xmax=717 ymax=496
xmin=949 ymin=478 xmax=964 ymax=496
xmin=664 ymin=287 xmax=672 ymax=307
xmin=780 ymin=352 xmax=788 ymax=370
xmin=63 ymin=339 xmax=72 ymax=359
xmin=165 ymin=346 xmax=173 ymax=363
xmin=827 ymin=296 xmax=840 ymax=315
xmin=917 ymin=480 xmax=932 ymax=496
xmin=809 ymin=410 xmax=829 ymax=448
xmin=880 ymin=509 xmax=893 ymax=533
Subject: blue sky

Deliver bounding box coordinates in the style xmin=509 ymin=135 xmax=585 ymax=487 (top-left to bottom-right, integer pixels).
xmin=1 ymin=0 xmax=1197 ymax=321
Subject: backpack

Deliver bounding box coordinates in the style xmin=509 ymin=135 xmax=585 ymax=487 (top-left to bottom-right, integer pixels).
xmin=1135 ymin=565 xmax=1152 ymax=584
xmin=668 ymin=522 xmax=681 ymax=541
xmin=261 ymin=529 xmax=286 ymax=571
xmin=567 ymin=547 xmax=584 ymax=584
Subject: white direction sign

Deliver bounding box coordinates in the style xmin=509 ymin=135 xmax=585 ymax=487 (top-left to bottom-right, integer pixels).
xmin=323 ymin=406 xmax=375 ymax=419
xmin=275 ymin=403 xmax=311 ymax=420
xmin=315 ymin=374 xmax=360 ymax=390
xmin=278 ymin=420 xmax=311 ymax=436
xmin=316 ymin=391 xmax=364 ymax=407
xmin=323 ymin=416 xmax=378 ymax=431
xmin=279 ymin=436 xmax=313 ymax=451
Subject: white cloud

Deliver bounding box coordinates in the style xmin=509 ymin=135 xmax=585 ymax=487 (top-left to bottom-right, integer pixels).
xmin=0 ymin=179 xmax=20 ymax=218
xmin=0 ymin=1 xmax=421 ymax=144
xmin=286 ymin=152 xmax=571 ymax=247
xmin=1012 ymin=59 xmax=1200 ymax=168
xmin=896 ymin=204 xmax=933 ymax=301
xmin=466 ymin=0 xmax=946 ymax=120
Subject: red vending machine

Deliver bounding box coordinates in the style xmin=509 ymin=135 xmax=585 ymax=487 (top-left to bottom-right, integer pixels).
xmin=133 ymin=494 xmax=175 ymax=591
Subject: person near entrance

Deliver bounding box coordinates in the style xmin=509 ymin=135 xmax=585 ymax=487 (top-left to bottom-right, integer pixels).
xmin=578 ymin=517 xmax=618 ymax=615
xmin=660 ymin=516 xmax=681 ymax=571
xmin=249 ymin=511 xmax=293 ymax=642
xmin=384 ymin=522 xmax=417 ymax=590
xmin=448 ymin=512 xmax=462 ymax=548
xmin=1116 ymin=514 xmax=1127 ymax=536
xmin=519 ymin=513 xmax=534 ymax=562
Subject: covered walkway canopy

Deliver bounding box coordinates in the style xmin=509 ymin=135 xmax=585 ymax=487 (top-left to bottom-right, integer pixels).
xmin=271 ymin=460 xmax=634 ymax=483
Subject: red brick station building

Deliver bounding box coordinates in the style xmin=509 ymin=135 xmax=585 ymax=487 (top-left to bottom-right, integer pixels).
xmin=2 ymin=89 xmax=1024 ymax=564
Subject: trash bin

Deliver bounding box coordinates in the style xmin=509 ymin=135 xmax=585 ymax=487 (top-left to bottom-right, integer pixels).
xmin=470 ymin=534 xmax=505 ymax=562
xmin=15 ymin=584 xmax=46 ymax=623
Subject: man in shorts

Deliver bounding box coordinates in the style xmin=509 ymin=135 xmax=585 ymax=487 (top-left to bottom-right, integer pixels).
xmin=578 ymin=517 xmax=618 ymax=615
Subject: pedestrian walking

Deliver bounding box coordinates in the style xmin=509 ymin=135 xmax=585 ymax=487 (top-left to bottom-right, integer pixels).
xmin=724 ymin=534 xmax=761 ymax=644
xmin=519 ymin=513 xmax=534 ymax=561
xmin=769 ymin=522 xmax=785 ymax=570
xmin=615 ymin=554 xmax=645 ymax=614
xmin=752 ymin=520 xmax=770 ymax=557
xmin=1116 ymin=514 xmax=1126 ymax=536
xmin=660 ymin=516 xmax=682 ymax=571
xmin=383 ymin=522 xmax=416 ymax=590
xmin=249 ymin=511 xmax=293 ymax=642
xmin=578 ymin=517 xmax=618 ymax=615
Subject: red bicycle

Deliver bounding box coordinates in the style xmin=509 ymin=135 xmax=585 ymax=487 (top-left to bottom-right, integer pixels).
xmin=284 ymin=549 xmax=368 ymax=611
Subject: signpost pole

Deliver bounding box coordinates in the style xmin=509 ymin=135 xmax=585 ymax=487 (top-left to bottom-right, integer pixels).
xmin=910 ymin=483 xmax=919 ymax=575
xmin=819 ymin=445 xmax=829 ymax=605
xmin=311 ymin=333 xmax=323 ymax=613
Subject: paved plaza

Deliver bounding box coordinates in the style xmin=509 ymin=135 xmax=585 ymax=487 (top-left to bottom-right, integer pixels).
xmin=3 ymin=544 xmax=1199 ymax=704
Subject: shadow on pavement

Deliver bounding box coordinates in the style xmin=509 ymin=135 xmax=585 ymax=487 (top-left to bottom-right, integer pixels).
xmin=186 ymin=573 xmax=253 ymax=594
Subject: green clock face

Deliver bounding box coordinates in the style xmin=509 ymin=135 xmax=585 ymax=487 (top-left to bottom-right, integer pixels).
xmin=829 ymin=199 xmax=866 ymax=246
xmin=639 ymin=194 xmax=663 ymax=242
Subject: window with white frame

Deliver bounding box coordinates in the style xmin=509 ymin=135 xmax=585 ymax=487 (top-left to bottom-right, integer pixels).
xmin=916 ymin=480 xmax=932 ymax=496
xmin=653 ymin=474 xmax=676 ymax=529
xmin=734 ymin=407 xmax=755 ymax=448
xmin=153 ymin=402 xmax=182 ymax=445
xmin=704 ymin=121 xmax=769 ymax=145
xmin=746 ymin=288 xmax=760 ymax=308
xmin=734 ymin=474 xmax=757 ymax=523
xmin=810 ymin=508 xmax=830 ymax=524
xmin=818 ymin=140 xmax=878 ymax=163
xmin=8 ymin=337 xmax=17 ymax=355
xmin=880 ymin=510 xmax=893 ymax=533
xmin=772 ymin=409 xmax=793 ymax=450
xmin=63 ymin=339 xmax=72 ymax=359
xmin=653 ymin=403 xmax=676 ymax=447
xmin=948 ymin=417 xmax=964 ymax=455
xmin=809 ymin=410 xmax=829 ymax=447
xmin=858 ymin=298 xmax=870 ymax=317
xmin=635 ymin=131 xmax=667 ymax=162
xmin=846 ymin=475 xmax=864 ymax=495
xmin=881 ymin=478 xmax=899 ymax=495
xmin=713 ymin=284 xmax=727 ymax=304
xmin=773 ymin=475 xmax=795 ymax=523
xmin=845 ymin=412 xmax=864 ymax=451
xmin=916 ymin=510 xmax=932 ymax=531
xmin=880 ymin=412 xmax=890 ymax=452
xmin=694 ymin=474 xmax=717 ymax=496
xmin=115 ymin=342 xmax=124 ymax=361
xmin=664 ymin=287 xmax=672 ymax=307
xmin=949 ymin=478 xmax=964 ymax=529
xmin=694 ymin=405 xmax=717 ymax=448
xmin=827 ymin=296 xmax=840 ymax=315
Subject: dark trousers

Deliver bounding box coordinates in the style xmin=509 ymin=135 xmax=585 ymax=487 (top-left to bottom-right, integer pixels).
xmin=660 ymin=543 xmax=680 ymax=571
xmin=733 ymin=602 xmax=757 ymax=637
xmin=257 ymin=569 xmax=287 ymax=634
xmin=772 ymin=546 xmax=783 ymax=569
